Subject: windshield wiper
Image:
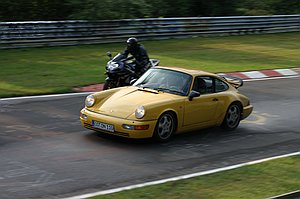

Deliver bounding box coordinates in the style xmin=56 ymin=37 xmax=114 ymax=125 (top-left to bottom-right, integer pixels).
xmin=136 ymin=83 xmax=149 ymax=88
xmin=136 ymin=84 xmax=154 ymax=90
xmin=137 ymin=86 xmax=159 ymax=94
xmin=136 ymin=85 xmax=184 ymax=95
xmin=155 ymin=88 xmax=184 ymax=95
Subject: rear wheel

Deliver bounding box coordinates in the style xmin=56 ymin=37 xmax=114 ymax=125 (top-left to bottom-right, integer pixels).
xmin=221 ymin=103 xmax=241 ymax=130
xmin=153 ymin=112 xmax=176 ymax=142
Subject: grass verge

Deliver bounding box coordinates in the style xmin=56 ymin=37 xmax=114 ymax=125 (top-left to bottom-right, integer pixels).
xmin=1 ymin=32 xmax=300 ymax=97
xmin=91 ymin=155 xmax=300 ymax=199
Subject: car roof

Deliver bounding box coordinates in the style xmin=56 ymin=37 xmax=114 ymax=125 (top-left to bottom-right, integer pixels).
xmin=155 ymin=66 xmax=218 ymax=78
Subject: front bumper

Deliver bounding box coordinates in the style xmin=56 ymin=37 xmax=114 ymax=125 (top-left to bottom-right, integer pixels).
xmin=80 ymin=108 xmax=157 ymax=139
xmin=242 ymin=105 xmax=253 ymax=120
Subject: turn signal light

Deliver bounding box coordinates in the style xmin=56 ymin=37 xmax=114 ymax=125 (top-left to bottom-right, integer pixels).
xmin=122 ymin=124 xmax=149 ymax=130
xmin=134 ymin=125 xmax=149 ymax=130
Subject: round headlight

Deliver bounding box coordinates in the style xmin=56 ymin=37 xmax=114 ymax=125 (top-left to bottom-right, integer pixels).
xmin=135 ymin=106 xmax=145 ymax=119
xmin=85 ymin=95 xmax=95 ymax=107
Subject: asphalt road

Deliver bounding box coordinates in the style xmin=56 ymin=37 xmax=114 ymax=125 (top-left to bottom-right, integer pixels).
xmin=0 ymin=77 xmax=299 ymax=199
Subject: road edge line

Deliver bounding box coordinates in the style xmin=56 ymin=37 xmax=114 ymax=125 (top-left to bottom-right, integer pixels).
xmin=0 ymin=92 xmax=93 ymax=101
xmin=244 ymin=75 xmax=299 ymax=82
xmin=63 ymin=151 xmax=300 ymax=199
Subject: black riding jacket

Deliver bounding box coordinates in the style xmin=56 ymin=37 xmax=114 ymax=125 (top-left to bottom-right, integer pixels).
xmin=122 ymin=44 xmax=150 ymax=70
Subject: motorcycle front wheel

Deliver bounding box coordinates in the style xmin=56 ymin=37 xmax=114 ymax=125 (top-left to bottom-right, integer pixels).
xmin=103 ymin=80 xmax=117 ymax=90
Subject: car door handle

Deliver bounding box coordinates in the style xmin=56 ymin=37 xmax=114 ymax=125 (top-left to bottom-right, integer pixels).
xmin=212 ymin=98 xmax=219 ymax=101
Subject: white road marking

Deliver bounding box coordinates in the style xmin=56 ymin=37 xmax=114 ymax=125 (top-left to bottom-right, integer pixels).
xmin=0 ymin=92 xmax=93 ymax=101
xmin=268 ymin=189 xmax=300 ymax=199
xmin=275 ymin=69 xmax=298 ymax=76
xmin=242 ymin=71 xmax=268 ymax=79
xmin=63 ymin=151 xmax=300 ymax=199
xmin=244 ymin=75 xmax=299 ymax=82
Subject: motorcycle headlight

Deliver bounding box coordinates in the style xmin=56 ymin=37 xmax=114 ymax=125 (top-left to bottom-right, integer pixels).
xmin=135 ymin=106 xmax=145 ymax=119
xmin=107 ymin=61 xmax=119 ymax=70
xmin=85 ymin=95 xmax=95 ymax=107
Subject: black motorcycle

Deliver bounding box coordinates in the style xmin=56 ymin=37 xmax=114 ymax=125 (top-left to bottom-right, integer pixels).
xmin=103 ymin=52 xmax=160 ymax=90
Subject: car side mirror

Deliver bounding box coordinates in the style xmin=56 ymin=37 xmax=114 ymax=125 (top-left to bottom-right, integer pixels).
xmin=188 ymin=90 xmax=200 ymax=101
xmin=130 ymin=79 xmax=137 ymax=85
xmin=107 ymin=51 xmax=112 ymax=59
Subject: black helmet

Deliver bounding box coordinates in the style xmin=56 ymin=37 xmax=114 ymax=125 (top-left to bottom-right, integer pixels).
xmin=126 ymin=37 xmax=138 ymax=49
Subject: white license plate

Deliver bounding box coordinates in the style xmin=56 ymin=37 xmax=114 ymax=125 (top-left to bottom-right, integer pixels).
xmin=92 ymin=120 xmax=114 ymax=132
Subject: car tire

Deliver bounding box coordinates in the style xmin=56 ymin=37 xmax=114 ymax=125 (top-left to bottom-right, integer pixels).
xmin=221 ymin=103 xmax=241 ymax=130
xmin=153 ymin=112 xmax=176 ymax=142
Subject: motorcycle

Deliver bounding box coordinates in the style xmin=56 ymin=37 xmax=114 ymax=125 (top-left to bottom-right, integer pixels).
xmin=103 ymin=52 xmax=160 ymax=90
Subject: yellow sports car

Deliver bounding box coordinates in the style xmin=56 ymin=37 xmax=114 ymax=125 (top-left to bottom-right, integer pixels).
xmin=80 ymin=66 xmax=253 ymax=142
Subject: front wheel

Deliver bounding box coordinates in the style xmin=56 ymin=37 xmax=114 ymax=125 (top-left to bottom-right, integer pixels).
xmin=103 ymin=80 xmax=116 ymax=90
xmin=153 ymin=112 xmax=176 ymax=142
xmin=221 ymin=103 xmax=241 ymax=130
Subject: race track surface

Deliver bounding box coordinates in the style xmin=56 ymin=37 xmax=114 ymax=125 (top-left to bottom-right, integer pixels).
xmin=0 ymin=77 xmax=299 ymax=199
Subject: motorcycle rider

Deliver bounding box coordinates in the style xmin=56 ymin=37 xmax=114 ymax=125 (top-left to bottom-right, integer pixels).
xmin=122 ymin=37 xmax=150 ymax=75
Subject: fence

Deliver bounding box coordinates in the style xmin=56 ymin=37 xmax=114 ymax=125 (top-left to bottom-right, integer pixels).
xmin=0 ymin=15 xmax=299 ymax=49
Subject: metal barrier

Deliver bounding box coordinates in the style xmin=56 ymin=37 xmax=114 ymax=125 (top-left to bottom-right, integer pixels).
xmin=0 ymin=15 xmax=299 ymax=49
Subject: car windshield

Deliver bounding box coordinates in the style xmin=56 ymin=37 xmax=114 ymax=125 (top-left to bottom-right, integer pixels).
xmin=133 ymin=68 xmax=192 ymax=96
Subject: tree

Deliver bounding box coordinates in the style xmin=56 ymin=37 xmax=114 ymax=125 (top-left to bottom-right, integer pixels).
xmin=271 ymin=0 xmax=300 ymax=15
xmin=67 ymin=0 xmax=151 ymax=20
xmin=236 ymin=0 xmax=274 ymax=15
xmin=0 ymin=0 xmax=71 ymax=21
xmin=188 ymin=0 xmax=238 ymax=17
xmin=1 ymin=0 xmax=299 ymax=22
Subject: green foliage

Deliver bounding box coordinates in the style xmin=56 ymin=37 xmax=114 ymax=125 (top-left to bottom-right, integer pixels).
xmin=67 ymin=0 xmax=151 ymax=20
xmin=0 ymin=0 xmax=299 ymax=21
xmin=0 ymin=32 xmax=300 ymax=97
xmin=271 ymin=0 xmax=300 ymax=15
xmin=236 ymin=0 xmax=273 ymax=15
xmin=0 ymin=0 xmax=71 ymax=21
xmin=236 ymin=0 xmax=300 ymax=16
xmin=188 ymin=0 xmax=238 ymax=17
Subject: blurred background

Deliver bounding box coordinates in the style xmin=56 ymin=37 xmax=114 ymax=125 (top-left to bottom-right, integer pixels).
xmin=1 ymin=0 xmax=300 ymax=21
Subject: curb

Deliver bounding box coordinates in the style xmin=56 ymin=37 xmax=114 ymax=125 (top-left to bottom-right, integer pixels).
xmin=73 ymin=84 xmax=104 ymax=93
xmin=218 ymin=68 xmax=299 ymax=80
xmin=73 ymin=68 xmax=299 ymax=92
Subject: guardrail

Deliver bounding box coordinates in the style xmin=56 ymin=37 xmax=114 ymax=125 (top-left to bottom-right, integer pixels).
xmin=1 ymin=15 xmax=299 ymax=49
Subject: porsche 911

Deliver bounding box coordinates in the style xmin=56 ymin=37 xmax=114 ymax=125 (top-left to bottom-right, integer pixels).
xmin=80 ymin=66 xmax=253 ymax=142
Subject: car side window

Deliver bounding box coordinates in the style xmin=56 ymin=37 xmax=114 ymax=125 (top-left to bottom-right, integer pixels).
xmin=215 ymin=78 xmax=229 ymax=92
xmin=192 ymin=76 xmax=214 ymax=94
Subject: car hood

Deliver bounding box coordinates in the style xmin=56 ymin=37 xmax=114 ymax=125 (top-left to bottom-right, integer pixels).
xmin=89 ymin=87 xmax=178 ymax=119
